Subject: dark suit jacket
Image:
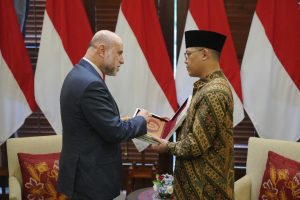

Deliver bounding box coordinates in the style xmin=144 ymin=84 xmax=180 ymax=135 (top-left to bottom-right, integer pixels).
xmin=57 ymin=59 xmax=147 ymax=199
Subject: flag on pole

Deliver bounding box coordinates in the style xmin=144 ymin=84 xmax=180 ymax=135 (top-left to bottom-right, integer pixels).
xmin=175 ymin=0 xmax=244 ymax=126
xmin=0 ymin=0 xmax=37 ymax=143
xmin=241 ymin=0 xmax=300 ymax=141
xmin=106 ymin=0 xmax=177 ymax=118
xmin=35 ymin=0 xmax=93 ymax=134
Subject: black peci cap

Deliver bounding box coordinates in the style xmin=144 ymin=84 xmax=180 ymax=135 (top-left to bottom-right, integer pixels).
xmin=185 ymin=30 xmax=226 ymax=53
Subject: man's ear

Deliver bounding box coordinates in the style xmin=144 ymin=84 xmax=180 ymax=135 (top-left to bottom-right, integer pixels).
xmin=97 ymin=43 xmax=105 ymax=57
xmin=202 ymin=48 xmax=209 ymax=60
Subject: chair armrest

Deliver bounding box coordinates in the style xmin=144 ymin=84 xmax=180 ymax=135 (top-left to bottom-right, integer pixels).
xmin=9 ymin=176 xmax=22 ymax=200
xmin=234 ymin=175 xmax=251 ymax=200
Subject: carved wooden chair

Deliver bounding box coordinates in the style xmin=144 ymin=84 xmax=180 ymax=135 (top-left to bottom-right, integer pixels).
xmin=126 ymin=151 xmax=157 ymax=193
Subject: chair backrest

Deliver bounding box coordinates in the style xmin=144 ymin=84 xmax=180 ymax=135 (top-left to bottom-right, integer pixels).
xmin=126 ymin=150 xmax=157 ymax=193
xmin=246 ymin=137 xmax=300 ymax=200
xmin=6 ymin=135 xmax=62 ymax=185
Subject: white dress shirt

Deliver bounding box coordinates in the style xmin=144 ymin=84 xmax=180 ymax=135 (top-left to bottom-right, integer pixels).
xmin=83 ymin=57 xmax=104 ymax=80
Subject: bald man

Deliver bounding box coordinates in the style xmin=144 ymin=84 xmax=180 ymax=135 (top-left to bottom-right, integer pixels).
xmin=58 ymin=30 xmax=151 ymax=200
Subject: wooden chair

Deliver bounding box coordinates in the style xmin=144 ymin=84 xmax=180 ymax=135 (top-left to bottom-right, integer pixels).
xmin=126 ymin=151 xmax=157 ymax=193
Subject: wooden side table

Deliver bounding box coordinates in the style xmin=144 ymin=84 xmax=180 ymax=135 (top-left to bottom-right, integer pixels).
xmin=126 ymin=187 xmax=153 ymax=200
xmin=126 ymin=187 xmax=162 ymax=200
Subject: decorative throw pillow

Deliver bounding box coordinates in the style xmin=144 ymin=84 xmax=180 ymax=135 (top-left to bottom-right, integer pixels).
xmin=259 ymin=151 xmax=300 ymax=200
xmin=17 ymin=152 xmax=68 ymax=200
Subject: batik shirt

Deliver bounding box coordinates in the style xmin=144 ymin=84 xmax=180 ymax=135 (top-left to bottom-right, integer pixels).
xmin=167 ymin=70 xmax=234 ymax=200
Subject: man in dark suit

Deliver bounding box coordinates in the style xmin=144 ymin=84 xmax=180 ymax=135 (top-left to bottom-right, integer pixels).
xmin=58 ymin=30 xmax=151 ymax=200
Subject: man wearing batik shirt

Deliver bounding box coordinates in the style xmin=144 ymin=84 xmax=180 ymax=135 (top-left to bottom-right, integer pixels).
xmin=152 ymin=30 xmax=234 ymax=200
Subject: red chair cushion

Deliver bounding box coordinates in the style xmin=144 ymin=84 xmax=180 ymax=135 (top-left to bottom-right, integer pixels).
xmin=259 ymin=151 xmax=300 ymax=199
xmin=17 ymin=152 xmax=68 ymax=200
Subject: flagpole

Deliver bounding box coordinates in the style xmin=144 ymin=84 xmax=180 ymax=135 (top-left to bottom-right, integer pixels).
xmin=173 ymin=0 xmax=177 ymax=78
xmin=172 ymin=0 xmax=177 ymax=172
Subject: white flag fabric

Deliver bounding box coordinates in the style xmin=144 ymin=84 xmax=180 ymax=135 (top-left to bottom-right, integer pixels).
xmin=35 ymin=0 xmax=93 ymax=134
xmin=241 ymin=0 xmax=300 ymax=141
xmin=0 ymin=0 xmax=37 ymax=144
xmin=176 ymin=0 xmax=244 ymax=126
xmin=106 ymin=0 xmax=177 ymax=118
xmin=106 ymin=0 xmax=178 ymax=152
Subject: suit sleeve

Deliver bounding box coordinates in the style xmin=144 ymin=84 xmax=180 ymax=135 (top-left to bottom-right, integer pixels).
xmin=80 ymin=81 xmax=147 ymax=143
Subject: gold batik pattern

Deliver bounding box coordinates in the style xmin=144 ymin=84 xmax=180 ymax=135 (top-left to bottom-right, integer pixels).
xmin=168 ymin=70 xmax=234 ymax=200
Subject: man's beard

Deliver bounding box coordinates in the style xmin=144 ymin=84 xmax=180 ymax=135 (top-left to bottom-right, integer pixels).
xmin=103 ymin=55 xmax=117 ymax=76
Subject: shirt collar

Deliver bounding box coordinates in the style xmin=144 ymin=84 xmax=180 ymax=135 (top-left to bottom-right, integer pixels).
xmin=83 ymin=57 xmax=104 ymax=79
xmin=193 ymin=70 xmax=223 ymax=94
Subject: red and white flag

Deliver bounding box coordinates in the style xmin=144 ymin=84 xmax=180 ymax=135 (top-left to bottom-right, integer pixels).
xmin=241 ymin=0 xmax=300 ymax=141
xmin=176 ymin=0 xmax=244 ymax=126
xmin=35 ymin=0 xmax=93 ymax=134
xmin=0 ymin=0 xmax=37 ymax=143
xmin=106 ymin=0 xmax=177 ymax=118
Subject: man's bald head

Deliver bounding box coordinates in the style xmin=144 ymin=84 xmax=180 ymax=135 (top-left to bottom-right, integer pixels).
xmin=84 ymin=30 xmax=124 ymax=76
xmin=89 ymin=30 xmax=122 ymax=50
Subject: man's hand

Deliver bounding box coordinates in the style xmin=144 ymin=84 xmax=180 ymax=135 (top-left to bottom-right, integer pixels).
xmin=151 ymin=135 xmax=169 ymax=153
xmin=137 ymin=109 xmax=151 ymax=123
xmin=121 ymin=116 xmax=130 ymax=121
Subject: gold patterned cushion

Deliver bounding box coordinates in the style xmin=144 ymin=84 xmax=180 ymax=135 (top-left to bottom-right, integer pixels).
xmin=259 ymin=151 xmax=300 ymax=199
xmin=17 ymin=152 xmax=68 ymax=200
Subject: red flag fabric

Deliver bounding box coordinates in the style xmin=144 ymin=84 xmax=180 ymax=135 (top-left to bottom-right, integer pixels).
xmin=35 ymin=0 xmax=93 ymax=134
xmin=241 ymin=0 xmax=300 ymax=142
xmin=0 ymin=0 xmax=37 ymax=144
xmin=175 ymin=0 xmax=244 ymax=126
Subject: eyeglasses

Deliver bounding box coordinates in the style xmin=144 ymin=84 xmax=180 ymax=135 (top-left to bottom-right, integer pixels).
xmin=184 ymin=48 xmax=204 ymax=60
